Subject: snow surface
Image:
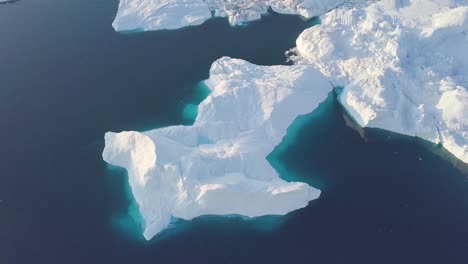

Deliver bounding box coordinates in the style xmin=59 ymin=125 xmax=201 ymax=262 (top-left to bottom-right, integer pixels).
xmin=295 ymin=0 xmax=468 ymax=163
xmin=112 ymin=0 xmax=358 ymax=31
xmin=103 ymin=57 xmax=330 ymax=240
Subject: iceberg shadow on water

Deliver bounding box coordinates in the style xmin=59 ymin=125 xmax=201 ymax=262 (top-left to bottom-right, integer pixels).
xmin=335 ymin=86 xmax=468 ymax=176
xmin=359 ymin=128 xmax=468 ymax=176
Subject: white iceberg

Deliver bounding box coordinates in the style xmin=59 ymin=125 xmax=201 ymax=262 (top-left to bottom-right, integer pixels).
xmin=103 ymin=57 xmax=331 ymax=240
xmin=295 ymin=0 xmax=468 ymax=163
xmin=104 ymin=0 xmax=468 ymax=240
xmin=111 ymin=0 xmax=467 ymax=163
xmin=111 ymin=0 xmax=357 ymax=31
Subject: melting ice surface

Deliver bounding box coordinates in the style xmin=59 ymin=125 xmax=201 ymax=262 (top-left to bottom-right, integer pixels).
xmin=103 ymin=57 xmax=331 ymax=240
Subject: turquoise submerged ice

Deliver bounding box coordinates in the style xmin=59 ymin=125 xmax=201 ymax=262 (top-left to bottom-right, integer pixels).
xmin=103 ymin=57 xmax=332 ymax=240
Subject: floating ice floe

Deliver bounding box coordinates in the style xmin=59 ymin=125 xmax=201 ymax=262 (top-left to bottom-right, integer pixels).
xmin=103 ymin=57 xmax=331 ymax=239
xmin=295 ymin=0 xmax=467 ymax=163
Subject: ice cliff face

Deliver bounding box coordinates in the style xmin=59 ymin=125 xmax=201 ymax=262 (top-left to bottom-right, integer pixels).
xmin=295 ymin=0 xmax=468 ymax=163
xmin=103 ymin=57 xmax=330 ymax=240
xmin=112 ymin=0 xmax=362 ymax=31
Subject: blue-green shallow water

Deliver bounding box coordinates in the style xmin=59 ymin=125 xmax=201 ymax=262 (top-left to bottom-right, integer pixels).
xmin=1 ymin=0 xmax=467 ymax=263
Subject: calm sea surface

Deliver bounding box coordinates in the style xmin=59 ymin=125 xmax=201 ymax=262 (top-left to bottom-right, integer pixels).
xmin=1 ymin=0 xmax=467 ymax=263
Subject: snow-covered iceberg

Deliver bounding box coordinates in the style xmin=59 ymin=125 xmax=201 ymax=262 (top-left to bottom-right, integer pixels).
xmin=103 ymin=57 xmax=331 ymax=240
xmin=111 ymin=2 xmax=467 ymax=163
xmin=104 ymin=0 xmax=467 ymax=240
xmin=112 ymin=0 xmax=353 ymax=31
xmin=295 ymin=0 xmax=467 ymax=163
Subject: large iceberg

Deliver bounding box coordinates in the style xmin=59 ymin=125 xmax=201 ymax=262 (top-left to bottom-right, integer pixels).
xmin=104 ymin=0 xmax=468 ymax=240
xmin=112 ymin=0 xmax=358 ymax=31
xmin=103 ymin=57 xmax=331 ymax=240
xmin=295 ymin=0 xmax=467 ymax=163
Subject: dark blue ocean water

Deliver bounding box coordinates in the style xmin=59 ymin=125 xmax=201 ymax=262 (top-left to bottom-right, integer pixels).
xmin=1 ymin=0 xmax=467 ymax=263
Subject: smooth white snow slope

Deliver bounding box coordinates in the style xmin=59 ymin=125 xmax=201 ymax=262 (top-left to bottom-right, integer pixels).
xmin=103 ymin=57 xmax=330 ymax=240
xmin=296 ymin=0 xmax=468 ymax=163
xmin=112 ymin=0 xmax=355 ymax=31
